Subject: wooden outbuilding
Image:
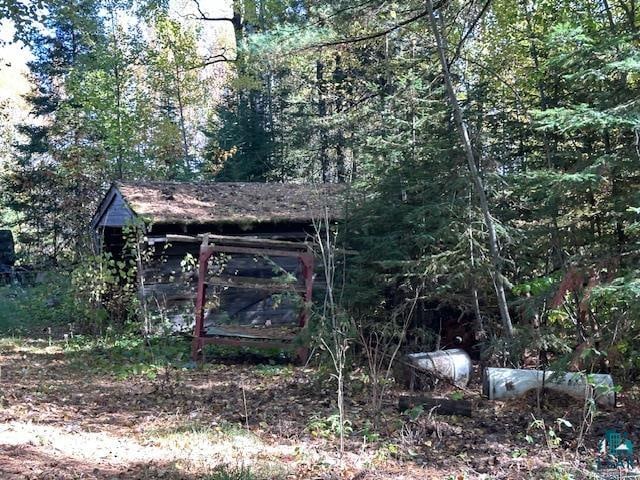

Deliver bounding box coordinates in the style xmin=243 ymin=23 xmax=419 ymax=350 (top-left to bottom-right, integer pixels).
xmin=91 ymin=181 xmax=345 ymax=359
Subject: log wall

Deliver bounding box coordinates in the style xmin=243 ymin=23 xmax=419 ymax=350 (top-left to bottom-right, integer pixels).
xmin=138 ymin=234 xmax=316 ymax=333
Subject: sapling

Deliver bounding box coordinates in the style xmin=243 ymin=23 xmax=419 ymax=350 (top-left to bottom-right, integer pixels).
xmin=313 ymin=207 xmax=351 ymax=457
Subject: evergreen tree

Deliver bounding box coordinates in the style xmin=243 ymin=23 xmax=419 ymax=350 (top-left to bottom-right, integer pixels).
xmin=2 ymin=0 xmax=108 ymax=263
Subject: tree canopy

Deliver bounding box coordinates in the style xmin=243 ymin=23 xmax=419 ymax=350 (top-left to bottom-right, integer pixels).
xmin=0 ymin=0 xmax=639 ymax=369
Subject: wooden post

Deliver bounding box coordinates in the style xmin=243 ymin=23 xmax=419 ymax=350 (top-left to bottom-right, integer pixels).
xmin=299 ymin=250 xmax=315 ymax=327
xmin=295 ymin=249 xmax=314 ymax=364
xmin=192 ymin=234 xmax=211 ymax=360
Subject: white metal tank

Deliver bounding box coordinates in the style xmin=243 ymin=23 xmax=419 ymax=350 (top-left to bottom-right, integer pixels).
xmin=406 ymin=348 xmax=472 ymax=387
xmin=483 ymin=367 xmax=616 ymax=408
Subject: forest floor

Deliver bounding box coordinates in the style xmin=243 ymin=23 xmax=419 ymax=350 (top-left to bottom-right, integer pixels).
xmin=0 ymin=334 xmax=639 ymax=480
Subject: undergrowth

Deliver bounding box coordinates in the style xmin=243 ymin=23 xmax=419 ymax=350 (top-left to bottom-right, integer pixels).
xmin=63 ymin=334 xmax=192 ymax=379
xmin=0 ymin=276 xmax=79 ymax=334
xmin=61 ymin=333 xmax=292 ymax=380
xmin=205 ymin=464 xmax=263 ymax=480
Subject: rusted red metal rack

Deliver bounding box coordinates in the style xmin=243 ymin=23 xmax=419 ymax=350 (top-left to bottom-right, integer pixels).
xmin=190 ymin=233 xmax=314 ymax=362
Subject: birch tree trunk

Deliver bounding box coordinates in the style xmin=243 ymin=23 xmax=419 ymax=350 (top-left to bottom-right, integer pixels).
xmin=425 ymin=0 xmax=514 ymax=338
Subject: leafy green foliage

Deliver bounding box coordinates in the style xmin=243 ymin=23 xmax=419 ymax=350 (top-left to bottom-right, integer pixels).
xmin=2 ymin=0 xmax=640 ymax=386
xmin=63 ymin=333 xmax=191 ymax=379
xmin=1 ymin=0 xmax=215 ymax=267
xmin=0 ymin=274 xmax=80 ymax=334
xmin=307 ymin=413 xmax=353 ymax=439
xmin=71 ymin=252 xmax=138 ymax=329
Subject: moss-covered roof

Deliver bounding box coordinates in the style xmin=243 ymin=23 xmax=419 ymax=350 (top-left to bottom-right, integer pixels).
xmin=110 ymin=181 xmax=346 ymax=225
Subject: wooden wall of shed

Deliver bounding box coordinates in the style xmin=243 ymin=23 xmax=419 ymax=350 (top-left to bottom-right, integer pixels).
xmin=98 ymin=221 xmax=324 ymax=333
xmin=142 ymin=241 xmax=316 ymax=334
xmin=96 ymin=189 xmax=134 ymax=228
xmin=98 ymin=227 xmax=129 ymax=259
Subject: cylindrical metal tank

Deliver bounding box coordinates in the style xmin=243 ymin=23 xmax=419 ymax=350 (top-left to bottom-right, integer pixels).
xmin=483 ymin=367 xmax=616 ymax=408
xmin=406 ymin=348 xmax=472 ymax=387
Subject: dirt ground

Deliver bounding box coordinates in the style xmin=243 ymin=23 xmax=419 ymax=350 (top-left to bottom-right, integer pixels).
xmin=1 ymin=337 xmax=639 ymax=480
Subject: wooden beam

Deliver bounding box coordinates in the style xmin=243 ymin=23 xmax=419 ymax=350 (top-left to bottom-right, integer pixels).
xmin=205 ymin=275 xmax=306 ymax=293
xmin=192 ymin=236 xmax=315 ymax=362
xmin=151 ymin=233 xmax=312 ymax=251
xmin=191 ymin=241 xmax=210 ymax=359
xmin=211 ymin=244 xmax=309 ymax=258
xmin=398 ymin=395 xmax=473 ymax=416
xmin=195 ymin=335 xmax=293 ymax=350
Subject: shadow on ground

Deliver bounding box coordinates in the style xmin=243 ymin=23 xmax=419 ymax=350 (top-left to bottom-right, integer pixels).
xmin=0 ymin=443 xmax=221 ymax=480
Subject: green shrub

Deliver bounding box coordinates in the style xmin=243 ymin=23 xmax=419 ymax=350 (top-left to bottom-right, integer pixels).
xmin=0 ymin=272 xmax=81 ymax=334
xmin=71 ymin=252 xmax=139 ymax=332
xmin=307 ymin=413 xmax=353 ymax=439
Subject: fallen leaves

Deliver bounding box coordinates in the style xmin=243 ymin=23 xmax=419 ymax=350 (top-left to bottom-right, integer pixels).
xmin=1 ymin=337 xmax=638 ymax=479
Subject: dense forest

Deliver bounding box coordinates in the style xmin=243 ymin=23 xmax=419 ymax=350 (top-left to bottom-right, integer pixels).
xmin=2 ymin=0 xmax=639 ymax=370
xmin=0 ymin=0 xmax=639 ymax=478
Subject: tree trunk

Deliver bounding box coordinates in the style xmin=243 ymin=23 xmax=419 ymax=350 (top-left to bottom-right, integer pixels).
xmin=522 ymin=1 xmax=565 ymax=271
xmin=468 ymin=211 xmax=485 ymax=339
xmin=426 ymin=0 xmax=514 ymax=338
xmin=110 ymin=9 xmax=123 ymax=180
xmin=333 ymin=53 xmax=347 ymax=182
xmin=317 ymin=59 xmax=329 ymax=182
xmin=173 ymin=58 xmax=190 ymax=175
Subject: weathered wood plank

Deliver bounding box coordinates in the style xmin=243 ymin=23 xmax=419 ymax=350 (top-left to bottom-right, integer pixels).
xmin=205 ymin=275 xmax=305 ymax=293
xmin=205 ymin=288 xmax=300 ymax=326
xmin=139 ymin=234 xmax=315 ymax=331
xmin=153 ymin=233 xmax=312 ymax=250
xmin=398 ymin=395 xmax=473 ymax=416
xmin=209 ymin=245 xmax=308 ymax=258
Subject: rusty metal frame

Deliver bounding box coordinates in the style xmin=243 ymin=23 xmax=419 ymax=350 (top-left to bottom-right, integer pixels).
xmin=191 ymin=234 xmax=314 ymax=362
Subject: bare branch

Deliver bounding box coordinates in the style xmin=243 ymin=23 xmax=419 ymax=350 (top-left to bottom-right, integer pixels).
xmin=190 ymin=0 xmax=234 ymax=22
xmin=302 ymin=9 xmax=430 ymax=50
xmin=448 ymin=0 xmax=492 ymax=67
xmin=183 ymin=53 xmax=233 ymax=71
xmin=297 ymin=0 xmax=451 ymax=51
xmin=177 ymin=47 xmax=234 ymax=72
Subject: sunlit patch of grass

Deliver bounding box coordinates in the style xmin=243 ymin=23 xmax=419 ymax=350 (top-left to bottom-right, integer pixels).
xmin=62 ymin=333 xmax=192 ymax=379
xmin=253 ymin=363 xmax=294 ymax=378
xmin=0 ymin=336 xmax=59 ymax=355
xmin=0 ymin=420 xmax=289 ymax=479
xmin=147 ymin=421 xmax=258 ymax=458
xmin=0 ymin=336 xmax=25 ymax=350
xmin=150 ymin=421 xmax=250 ymax=442
xmin=204 ymin=463 xmax=286 ymax=480
xmin=205 ymin=464 xmax=257 ymax=480
xmin=1 ymin=421 xmax=171 ymax=464
xmin=146 ymin=420 xmax=293 ymax=477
